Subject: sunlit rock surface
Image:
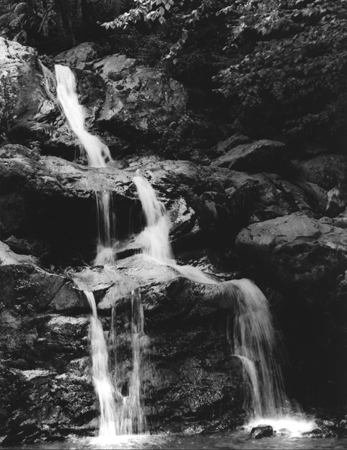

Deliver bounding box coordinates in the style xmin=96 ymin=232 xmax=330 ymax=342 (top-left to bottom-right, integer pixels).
xmin=0 ymin=37 xmax=55 ymax=142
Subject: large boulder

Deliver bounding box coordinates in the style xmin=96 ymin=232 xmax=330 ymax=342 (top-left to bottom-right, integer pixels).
xmin=235 ymin=212 xmax=347 ymax=297
xmin=54 ymin=42 xmax=101 ymax=68
xmin=95 ymin=55 xmax=188 ymax=144
xmin=0 ymin=38 xmax=55 ymax=143
xmin=293 ymin=154 xmax=347 ymax=192
xmin=210 ymin=140 xmax=291 ymax=175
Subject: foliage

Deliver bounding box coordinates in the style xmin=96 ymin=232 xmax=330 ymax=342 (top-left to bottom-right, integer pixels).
xmin=102 ymin=0 xmax=174 ymax=29
xmin=212 ymin=0 xmax=347 ymax=142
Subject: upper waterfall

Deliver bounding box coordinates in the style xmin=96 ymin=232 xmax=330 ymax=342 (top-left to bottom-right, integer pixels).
xmin=55 ymin=64 xmax=111 ymax=168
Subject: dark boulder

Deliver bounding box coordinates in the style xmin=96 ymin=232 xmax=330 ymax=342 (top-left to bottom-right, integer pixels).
xmin=250 ymin=424 xmax=274 ymax=439
xmin=210 ymin=140 xmax=292 ymax=175
xmin=236 ymin=212 xmax=347 ymax=297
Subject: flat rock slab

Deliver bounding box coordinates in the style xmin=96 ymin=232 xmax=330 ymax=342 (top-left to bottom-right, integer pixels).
xmin=70 ymin=265 xmax=139 ymax=310
xmin=210 ymin=140 xmax=289 ymax=174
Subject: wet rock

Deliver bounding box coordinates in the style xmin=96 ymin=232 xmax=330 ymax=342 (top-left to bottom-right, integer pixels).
xmin=226 ymin=172 xmax=317 ymax=227
xmin=0 ymin=146 xmax=139 ymax=259
xmin=211 ymin=133 xmax=251 ymax=158
xmin=93 ymin=54 xmax=136 ymax=79
xmin=294 ymin=154 xmax=347 ymax=192
xmin=210 ymin=139 xmax=291 ymax=175
xmin=70 ymin=266 xmax=139 ymax=310
xmin=302 ymin=426 xmax=337 ymax=438
xmin=96 ymin=60 xmax=188 ymax=143
xmin=0 ymin=241 xmax=37 ymax=265
xmin=48 ymin=282 xmax=88 ymax=313
xmin=3 ymin=235 xmax=45 ymax=257
xmin=0 ymin=264 xmax=66 ymax=312
xmin=236 ymin=212 xmax=347 ymax=296
xmin=297 ymin=181 xmax=328 ymax=213
xmin=0 ymin=364 xmax=26 ymax=434
xmin=250 ymin=424 xmax=274 ymax=439
xmin=54 ymin=42 xmax=101 ymax=68
xmin=0 ymin=38 xmax=55 ymax=143
xmin=326 ymin=187 xmax=346 ymax=217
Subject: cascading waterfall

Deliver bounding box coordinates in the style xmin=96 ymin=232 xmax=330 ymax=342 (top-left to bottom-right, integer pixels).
xmin=54 ymin=63 xmax=315 ymax=438
xmin=55 ymin=64 xmax=114 ymax=265
xmin=132 ymin=172 xmax=294 ymax=422
xmin=84 ymin=291 xmax=117 ymax=437
xmin=55 ymin=65 xmax=147 ymax=437
xmin=133 ymin=172 xmax=174 ymax=263
xmin=111 ymin=289 xmax=147 ymax=435
xmin=223 ymin=279 xmax=288 ymax=418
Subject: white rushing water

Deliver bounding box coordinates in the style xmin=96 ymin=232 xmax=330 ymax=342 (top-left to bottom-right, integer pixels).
xmin=132 ymin=172 xmax=316 ymax=433
xmin=111 ymin=289 xmax=147 ymax=435
xmin=55 ymin=64 xmax=111 ymax=168
xmin=84 ymin=291 xmax=117 ymax=437
xmin=55 ymin=64 xmax=115 ymax=265
xmin=83 ymin=288 xmax=147 ymax=439
xmin=133 ymin=173 xmax=174 ymax=263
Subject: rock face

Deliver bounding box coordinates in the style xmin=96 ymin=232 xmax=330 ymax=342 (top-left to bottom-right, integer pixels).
xmin=210 ymin=139 xmax=290 ymax=175
xmin=95 ymin=56 xmax=188 ymax=145
xmin=236 ymin=213 xmax=347 ymax=296
xmin=0 ymin=38 xmax=55 ymax=143
xmin=0 ymin=256 xmax=247 ymax=443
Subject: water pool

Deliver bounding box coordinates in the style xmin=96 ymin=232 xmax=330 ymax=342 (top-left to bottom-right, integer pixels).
xmin=2 ymin=430 xmax=347 ymax=450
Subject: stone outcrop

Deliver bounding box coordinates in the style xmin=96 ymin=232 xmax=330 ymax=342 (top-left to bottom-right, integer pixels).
xmin=0 ymin=38 xmax=55 ymax=143
xmin=236 ymin=212 xmax=347 ymax=296
xmin=94 ymin=55 xmax=188 ymax=144
xmin=210 ymin=139 xmax=291 ymax=175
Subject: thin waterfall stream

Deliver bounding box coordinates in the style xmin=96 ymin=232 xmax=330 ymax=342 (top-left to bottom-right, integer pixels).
xmin=55 ymin=64 xmax=114 ymax=266
xmin=84 ymin=291 xmax=117 ymax=437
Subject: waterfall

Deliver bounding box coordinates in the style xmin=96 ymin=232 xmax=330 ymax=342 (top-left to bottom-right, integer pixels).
xmin=84 ymin=291 xmax=117 ymax=437
xmin=133 ymin=172 xmax=291 ymax=421
xmin=55 ymin=64 xmax=114 ymax=265
xmin=56 ymin=65 xmax=147 ymax=437
xmin=111 ymin=290 xmax=147 ymax=435
xmin=223 ymin=279 xmax=288 ymax=418
xmin=133 ymin=173 xmax=174 ymax=263
xmin=55 ymin=65 xmax=111 ymax=168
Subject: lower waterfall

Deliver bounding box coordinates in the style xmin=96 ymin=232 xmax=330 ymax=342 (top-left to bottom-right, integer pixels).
xmin=84 ymin=291 xmax=117 ymax=437
xmin=132 ymin=172 xmax=296 ymax=423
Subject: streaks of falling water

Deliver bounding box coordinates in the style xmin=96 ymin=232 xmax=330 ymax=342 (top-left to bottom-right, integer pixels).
xmin=132 ymin=172 xmax=301 ymax=425
xmin=111 ymin=289 xmax=147 ymax=435
xmin=133 ymin=173 xmax=174 ymax=264
xmin=84 ymin=291 xmax=117 ymax=437
xmin=54 ymin=64 xmax=115 ymax=265
xmin=55 ymin=65 xmax=111 ymax=168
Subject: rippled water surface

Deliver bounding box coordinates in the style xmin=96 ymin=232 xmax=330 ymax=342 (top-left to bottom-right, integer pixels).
xmin=3 ymin=430 xmax=347 ymax=450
